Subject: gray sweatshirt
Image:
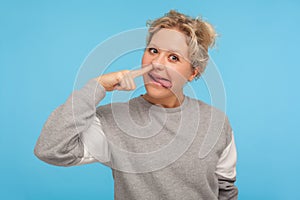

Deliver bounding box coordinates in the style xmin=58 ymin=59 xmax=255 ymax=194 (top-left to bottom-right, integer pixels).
xmin=34 ymin=79 xmax=238 ymax=200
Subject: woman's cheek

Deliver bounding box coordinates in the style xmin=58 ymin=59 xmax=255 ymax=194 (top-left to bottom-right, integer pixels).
xmin=168 ymin=68 xmax=186 ymax=85
xmin=141 ymin=53 xmax=151 ymax=65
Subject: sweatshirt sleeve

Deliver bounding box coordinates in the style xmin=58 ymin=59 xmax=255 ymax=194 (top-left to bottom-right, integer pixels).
xmin=34 ymin=79 xmax=107 ymax=166
xmin=216 ymin=131 xmax=238 ymax=200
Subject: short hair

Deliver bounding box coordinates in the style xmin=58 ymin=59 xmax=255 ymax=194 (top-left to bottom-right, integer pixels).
xmin=146 ymin=10 xmax=217 ymax=80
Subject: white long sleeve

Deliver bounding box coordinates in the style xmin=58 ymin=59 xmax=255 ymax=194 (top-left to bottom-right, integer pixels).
xmin=215 ymin=131 xmax=237 ymax=179
xmin=77 ymin=115 xmax=111 ymax=165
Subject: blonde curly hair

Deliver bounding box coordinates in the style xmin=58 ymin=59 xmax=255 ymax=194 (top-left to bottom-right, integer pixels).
xmin=146 ymin=10 xmax=217 ymax=80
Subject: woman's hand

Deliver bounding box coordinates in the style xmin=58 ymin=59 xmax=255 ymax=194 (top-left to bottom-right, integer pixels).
xmin=96 ymin=65 xmax=153 ymax=91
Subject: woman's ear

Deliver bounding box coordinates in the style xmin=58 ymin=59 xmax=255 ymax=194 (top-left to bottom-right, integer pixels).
xmin=188 ymin=67 xmax=199 ymax=82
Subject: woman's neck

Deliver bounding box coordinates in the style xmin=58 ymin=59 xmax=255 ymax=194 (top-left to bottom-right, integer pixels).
xmin=142 ymin=93 xmax=185 ymax=108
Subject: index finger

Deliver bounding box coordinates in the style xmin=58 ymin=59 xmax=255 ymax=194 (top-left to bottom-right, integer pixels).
xmin=129 ymin=64 xmax=153 ymax=79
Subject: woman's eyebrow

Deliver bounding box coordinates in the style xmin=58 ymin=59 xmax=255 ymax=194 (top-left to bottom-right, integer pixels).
xmin=148 ymin=43 xmax=184 ymax=56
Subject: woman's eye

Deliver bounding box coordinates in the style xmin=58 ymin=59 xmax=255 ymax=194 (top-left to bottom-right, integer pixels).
xmin=169 ymin=55 xmax=179 ymax=62
xmin=148 ymin=48 xmax=158 ymax=54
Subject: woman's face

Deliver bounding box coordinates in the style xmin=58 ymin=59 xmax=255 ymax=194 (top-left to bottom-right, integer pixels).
xmin=141 ymin=28 xmax=197 ymax=99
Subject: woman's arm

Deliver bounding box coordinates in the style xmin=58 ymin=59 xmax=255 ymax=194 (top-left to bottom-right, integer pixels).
xmin=34 ymin=79 xmax=107 ymax=166
xmin=216 ymin=131 xmax=238 ymax=200
xmin=34 ymin=65 xmax=152 ymax=166
xmin=34 ymin=65 xmax=153 ymax=166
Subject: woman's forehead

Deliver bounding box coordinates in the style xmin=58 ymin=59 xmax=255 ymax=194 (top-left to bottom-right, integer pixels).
xmin=149 ymin=28 xmax=189 ymax=58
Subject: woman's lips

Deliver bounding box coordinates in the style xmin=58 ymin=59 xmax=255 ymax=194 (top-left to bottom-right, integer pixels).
xmin=148 ymin=73 xmax=172 ymax=88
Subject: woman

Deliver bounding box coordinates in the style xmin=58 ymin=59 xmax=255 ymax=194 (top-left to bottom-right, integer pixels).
xmin=34 ymin=10 xmax=238 ymax=200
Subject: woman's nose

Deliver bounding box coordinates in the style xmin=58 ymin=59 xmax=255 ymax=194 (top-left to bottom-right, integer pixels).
xmin=151 ymin=54 xmax=166 ymax=71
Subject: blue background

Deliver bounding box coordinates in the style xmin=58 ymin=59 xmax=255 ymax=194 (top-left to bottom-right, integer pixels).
xmin=1 ymin=0 xmax=299 ymax=199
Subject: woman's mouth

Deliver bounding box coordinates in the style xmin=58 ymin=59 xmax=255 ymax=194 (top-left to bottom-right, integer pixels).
xmin=148 ymin=73 xmax=172 ymax=89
